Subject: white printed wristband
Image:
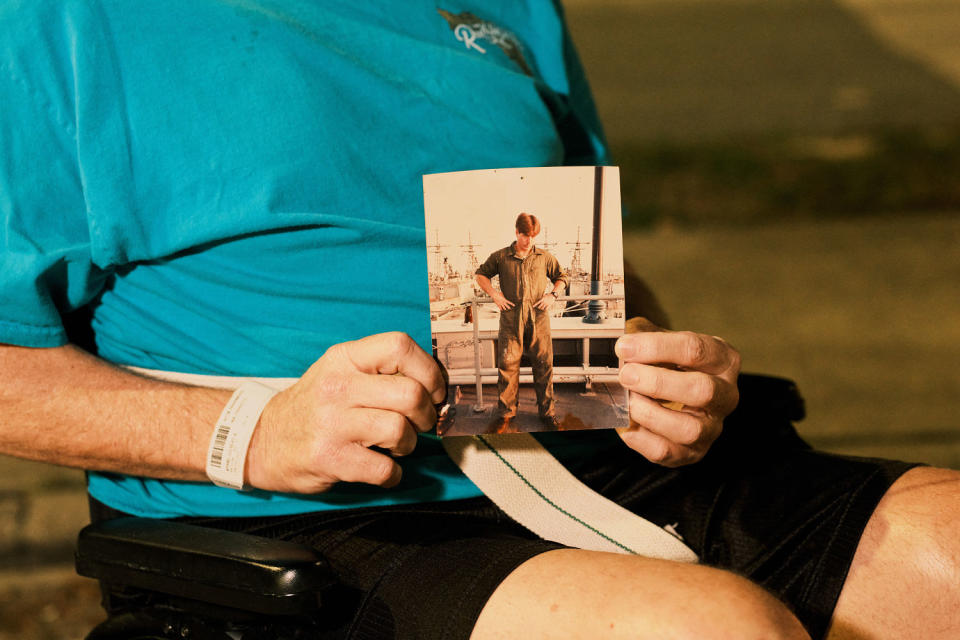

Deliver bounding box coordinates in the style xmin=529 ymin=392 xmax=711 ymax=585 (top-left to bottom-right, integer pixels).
xmin=205 ymin=381 xmax=278 ymax=490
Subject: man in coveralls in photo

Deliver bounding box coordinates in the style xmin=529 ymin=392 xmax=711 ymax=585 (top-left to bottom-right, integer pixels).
xmin=476 ymin=213 xmax=567 ymax=432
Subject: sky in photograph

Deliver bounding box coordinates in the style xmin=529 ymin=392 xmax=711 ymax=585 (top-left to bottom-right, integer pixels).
xmin=423 ymin=166 xmax=624 ymax=277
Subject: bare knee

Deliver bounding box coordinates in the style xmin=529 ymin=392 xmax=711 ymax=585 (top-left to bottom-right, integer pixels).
xmin=904 ymin=470 xmax=960 ymax=589
xmin=472 ymin=549 xmax=809 ymax=640
xmin=831 ymin=468 xmax=960 ymax=639
xmin=666 ymin=567 xmax=809 ymax=640
xmin=855 ymin=468 xmax=960 ymax=594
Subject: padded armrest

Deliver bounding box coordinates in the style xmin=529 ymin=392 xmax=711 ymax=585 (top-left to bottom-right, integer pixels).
xmin=76 ymin=517 xmax=334 ymax=616
xmin=735 ymin=373 xmax=805 ymax=422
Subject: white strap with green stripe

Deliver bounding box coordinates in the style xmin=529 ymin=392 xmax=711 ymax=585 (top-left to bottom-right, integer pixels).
xmin=126 ymin=366 xmax=698 ymax=563
xmin=443 ymin=433 xmax=697 ymax=561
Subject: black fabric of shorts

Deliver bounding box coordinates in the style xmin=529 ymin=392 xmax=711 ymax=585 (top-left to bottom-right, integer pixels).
xmin=90 ymin=376 xmax=919 ymax=640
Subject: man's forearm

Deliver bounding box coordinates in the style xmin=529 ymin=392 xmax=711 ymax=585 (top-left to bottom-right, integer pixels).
xmin=0 ymin=343 xmax=230 ymax=480
xmin=476 ymin=274 xmax=497 ymax=298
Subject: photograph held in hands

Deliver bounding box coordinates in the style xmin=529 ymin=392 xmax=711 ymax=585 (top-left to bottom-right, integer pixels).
xmin=423 ymin=166 xmax=627 ymax=436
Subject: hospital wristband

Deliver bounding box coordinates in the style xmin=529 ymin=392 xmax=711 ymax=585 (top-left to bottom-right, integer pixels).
xmin=205 ymin=381 xmax=278 ymax=490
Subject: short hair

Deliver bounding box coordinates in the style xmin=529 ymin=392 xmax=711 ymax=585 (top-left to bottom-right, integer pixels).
xmin=515 ymin=213 xmax=540 ymax=237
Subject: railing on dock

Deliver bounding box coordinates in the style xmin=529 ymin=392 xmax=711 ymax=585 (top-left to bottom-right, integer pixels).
xmin=438 ymin=294 xmax=624 ymax=412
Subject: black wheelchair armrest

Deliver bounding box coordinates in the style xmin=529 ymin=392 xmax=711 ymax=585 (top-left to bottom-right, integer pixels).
xmin=734 ymin=373 xmax=806 ymax=423
xmin=75 ymin=517 xmax=335 ymax=616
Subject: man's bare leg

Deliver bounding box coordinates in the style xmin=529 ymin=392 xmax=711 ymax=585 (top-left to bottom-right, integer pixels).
xmin=828 ymin=467 xmax=960 ymax=639
xmin=471 ymin=549 xmax=810 ymax=639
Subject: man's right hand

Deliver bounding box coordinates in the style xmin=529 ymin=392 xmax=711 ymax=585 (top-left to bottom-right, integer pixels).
xmin=245 ymin=332 xmax=447 ymax=494
xmin=492 ymin=292 xmax=515 ymax=311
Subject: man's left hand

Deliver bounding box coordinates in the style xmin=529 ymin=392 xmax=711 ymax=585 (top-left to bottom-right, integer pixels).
xmin=615 ymin=318 xmax=741 ymax=467
xmin=534 ymin=292 xmax=556 ymax=310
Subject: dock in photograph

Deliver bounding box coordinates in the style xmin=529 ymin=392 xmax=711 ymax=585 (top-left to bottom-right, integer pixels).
xmin=439 ymin=381 xmax=628 ymax=436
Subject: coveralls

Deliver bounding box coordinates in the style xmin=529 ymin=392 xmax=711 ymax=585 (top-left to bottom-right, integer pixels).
xmin=476 ymin=243 xmax=567 ymax=418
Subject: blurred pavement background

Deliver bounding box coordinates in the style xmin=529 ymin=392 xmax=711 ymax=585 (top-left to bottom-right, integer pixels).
xmin=565 ymin=0 xmax=960 ymax=467
xmin=2 ymin=1 xmax=958 ymax=637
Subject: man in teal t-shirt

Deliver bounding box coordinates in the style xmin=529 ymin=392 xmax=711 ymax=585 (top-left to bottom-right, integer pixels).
xmin=2 ymin=2 xmax=958 ymax=639
xmin=0 ymin=0 xmax=609 ymax=519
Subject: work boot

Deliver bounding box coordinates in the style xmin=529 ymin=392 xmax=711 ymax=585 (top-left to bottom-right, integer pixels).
xmin=487 ymin=415 xmax=513 ymax=434
xmin=539 ymin=415 xmax=562 ymax=431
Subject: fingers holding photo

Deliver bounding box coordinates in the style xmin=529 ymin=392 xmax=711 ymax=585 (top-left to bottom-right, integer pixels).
xmin=618 ymin=363 xmax=738 ymax=417
xmin=246 ymin=331 xmax=445 ymax=493
xmin=617 ymin=327 xmax=741 ymax=378
xmin=615 ymin=319 xmax=741 ymax=466
xmin=617 ymin=394 xmax=722 ymax=467
xmin=341 ymin=332 xmax=447 ymax=404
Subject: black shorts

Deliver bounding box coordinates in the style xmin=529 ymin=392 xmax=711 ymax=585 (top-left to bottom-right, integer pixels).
xmin=91 ymin=377 xmax=918 ymax=640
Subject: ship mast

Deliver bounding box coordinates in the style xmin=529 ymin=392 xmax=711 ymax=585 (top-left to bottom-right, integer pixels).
xmin=539 ymin=229 xmax=558 ymax=256
xmin=566 ymin=226 xmax=590 ymax=277
xmin=460 ymin=231 xmax=481 ymax=275
xmin=427 ymin=229 xmax=450 ymax=281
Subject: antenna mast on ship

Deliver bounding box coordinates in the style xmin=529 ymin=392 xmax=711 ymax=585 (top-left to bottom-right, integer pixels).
xmin=427 ymin=229 xmax=450 ymax=281
xmin=460 ymin=231 xmax=481 ymax=275
xmin=540 ymin=229 xmax=558 ymax=256
xmin=566 ymin=226 xmax=590 ymax=277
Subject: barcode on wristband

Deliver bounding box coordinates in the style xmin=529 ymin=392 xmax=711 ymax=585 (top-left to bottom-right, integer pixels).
xmin=205 ymin=382 xmax=277 ymax=490
xmin=208 ymin=423 xmax=231 ymax=470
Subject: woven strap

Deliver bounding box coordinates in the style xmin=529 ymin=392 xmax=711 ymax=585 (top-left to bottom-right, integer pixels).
xmin=126 ymin=366 xmax=698 ymax=562
xmin=443 ymin=434 xmax=696 ymax=561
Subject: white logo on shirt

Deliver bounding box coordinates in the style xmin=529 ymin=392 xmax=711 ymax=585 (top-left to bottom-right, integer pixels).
xmin=454 ymin=23 xmax=487 ymax=54
xmin=438 ymin=9 xmax=533 ymax=76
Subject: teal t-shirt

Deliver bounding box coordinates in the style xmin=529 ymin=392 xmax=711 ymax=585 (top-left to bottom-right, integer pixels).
xmin=0 ymin=0 xmax=611 ymax=517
